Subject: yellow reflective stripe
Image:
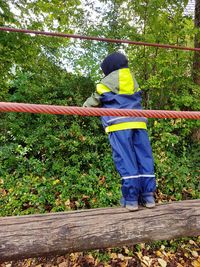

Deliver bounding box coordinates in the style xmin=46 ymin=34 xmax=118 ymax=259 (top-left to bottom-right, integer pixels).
xmin=96 ymin=83 xmax=111 ymax=95
xmin=105 ymin=122 xmax=147 ymax=133
xmin=119 ymin=69 xmax=134 ymax=94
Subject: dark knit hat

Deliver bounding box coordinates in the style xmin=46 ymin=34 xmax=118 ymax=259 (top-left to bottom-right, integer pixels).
xmin=101 ymin=52 xmax=128 ymax=76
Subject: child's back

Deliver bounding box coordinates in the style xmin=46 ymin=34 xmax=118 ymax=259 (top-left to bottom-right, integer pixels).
xmin=84 ymin=52 xmax=156 ymax=211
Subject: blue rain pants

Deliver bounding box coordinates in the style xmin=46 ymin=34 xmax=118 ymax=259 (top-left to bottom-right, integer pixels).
xmin=108 ymin=129 xmax=156 ymax=202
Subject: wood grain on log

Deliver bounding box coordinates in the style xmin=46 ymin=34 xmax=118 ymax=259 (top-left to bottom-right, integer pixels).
xmin=0 ymin=200 xmax=200 ymax=262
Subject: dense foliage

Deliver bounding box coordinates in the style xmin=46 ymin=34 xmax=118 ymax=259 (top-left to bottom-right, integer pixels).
xmin=0 ymin=68 xmax=123 ymax=215
xmin=0 ymin=65 xmax=199 ymax=217
xmin=0 ymin=0 xmax=199 ymax=217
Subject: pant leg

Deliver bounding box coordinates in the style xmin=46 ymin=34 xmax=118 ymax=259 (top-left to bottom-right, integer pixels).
xmin=108 ymin=130 xmax=140 ymax=202
xmin=132 ymin=129 xmax=156 ymax=194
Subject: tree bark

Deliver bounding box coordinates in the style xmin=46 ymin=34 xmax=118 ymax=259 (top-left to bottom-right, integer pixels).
xmin=0 ymin=200 xmax=200 ymax=262
xmin=193 ymin=0 xmax=200 ymax=84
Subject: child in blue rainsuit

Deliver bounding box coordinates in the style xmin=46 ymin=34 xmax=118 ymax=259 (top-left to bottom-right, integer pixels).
xmin=83 ymin=52 xmax=156 ymax=211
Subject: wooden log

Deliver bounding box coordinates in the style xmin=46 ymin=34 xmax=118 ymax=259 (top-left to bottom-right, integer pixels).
xmin=0 ymin=199 xmax=200 ymax=262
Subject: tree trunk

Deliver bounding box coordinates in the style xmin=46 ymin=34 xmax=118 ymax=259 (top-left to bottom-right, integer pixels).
xmin=193 ymin=0 xmax=200 ymax=84
xmin=0 ymin=200 xmax=200 ymax=262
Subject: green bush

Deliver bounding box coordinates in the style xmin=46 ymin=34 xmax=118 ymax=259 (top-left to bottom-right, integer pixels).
xmin=0 ymin=67 xmax=199 ymax=216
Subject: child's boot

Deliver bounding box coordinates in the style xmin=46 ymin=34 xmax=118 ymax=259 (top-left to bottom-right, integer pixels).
xmin=120 ymin=177 xmax=140 ymax=211
xmin=120 ymin=197 xmax=138 ymax=211
xmin=126 ymin=200 xmax=139 ymax=211
xmin=141 ymin=192 xmax=155 ymax=208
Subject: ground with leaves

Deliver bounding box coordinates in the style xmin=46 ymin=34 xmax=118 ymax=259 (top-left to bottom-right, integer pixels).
xmin=1 ymin=238 xmax=200 ymax=267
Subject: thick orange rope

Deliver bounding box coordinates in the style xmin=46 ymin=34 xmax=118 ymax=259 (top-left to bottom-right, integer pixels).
xmin=0 ymin=102 xmax=199 ymax=119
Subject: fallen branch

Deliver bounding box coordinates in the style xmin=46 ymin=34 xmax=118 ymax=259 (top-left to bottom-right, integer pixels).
xmin=0 ymin=200 xmax=200 ymax=262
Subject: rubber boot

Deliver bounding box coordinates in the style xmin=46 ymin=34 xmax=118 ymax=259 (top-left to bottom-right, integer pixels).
xmin=141 ymin=192 xmax=155 ymax=208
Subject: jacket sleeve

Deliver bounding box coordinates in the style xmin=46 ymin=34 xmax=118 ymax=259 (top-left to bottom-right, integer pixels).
xmin=83 ymin=92 xmax=101 ymax=107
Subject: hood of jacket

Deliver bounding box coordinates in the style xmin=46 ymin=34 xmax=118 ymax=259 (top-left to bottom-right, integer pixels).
xmin=100 ymin=68 xmax=139 ymax=95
